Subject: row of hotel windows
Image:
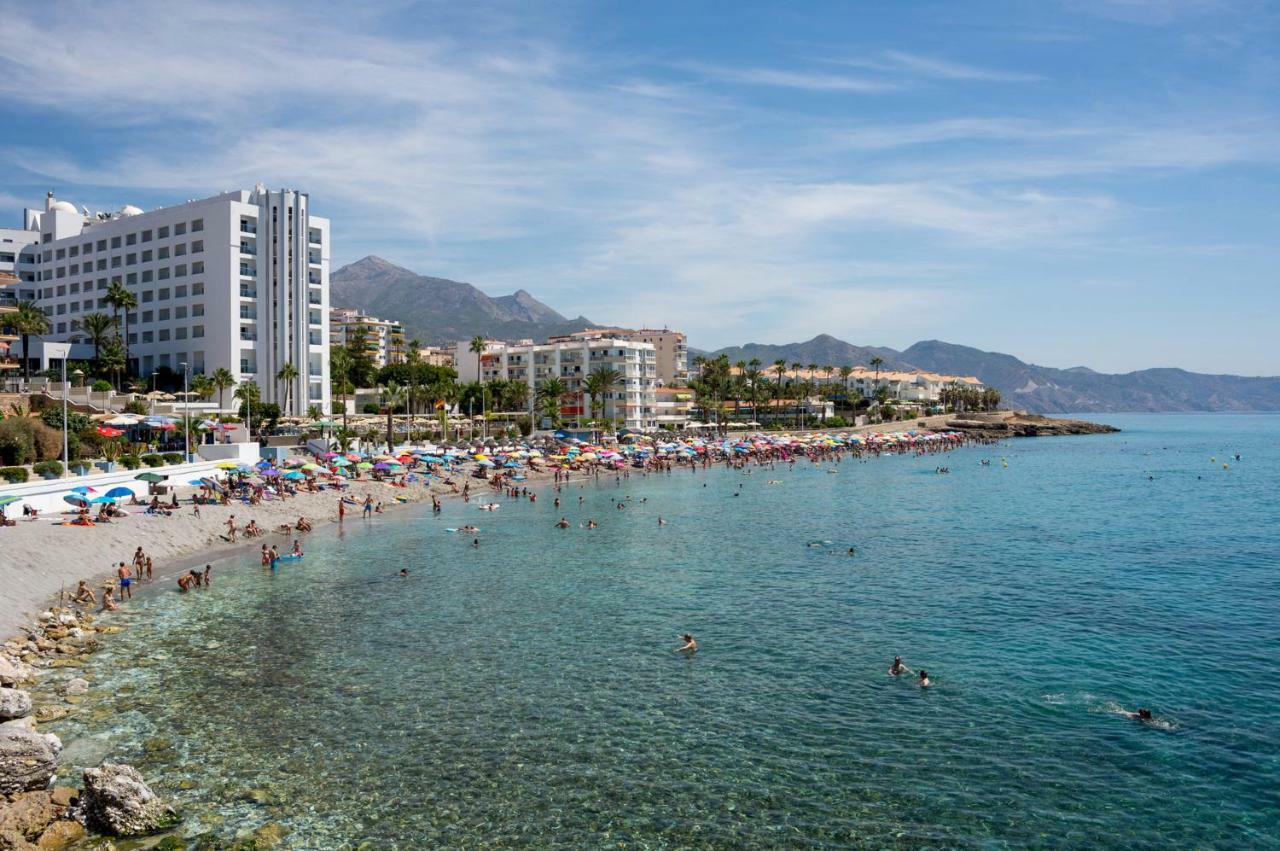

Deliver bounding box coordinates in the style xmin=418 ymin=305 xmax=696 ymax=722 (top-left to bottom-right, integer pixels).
xmin=40 ymin=219 xmax=203 ymax=250
xmin=60 ymin=322 xmax=205 ymax=341
xmin=42 ymin=283 xmax=206 ymax=315
xmin=40 ymin=267 xmax=205 ymax=298
xmin=40 ymin=247 xmax=204 ymax=280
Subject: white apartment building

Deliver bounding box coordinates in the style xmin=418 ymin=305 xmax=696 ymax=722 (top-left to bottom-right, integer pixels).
xmin=329 ymin=307 xmax=405 ymax=369
xmin=9 ymin=186 xmax=330 ymax=415
xmin=456 ymin=337 xmax=659 ymax=431
xmin=548 ymin=327 xmax=688 ymax=385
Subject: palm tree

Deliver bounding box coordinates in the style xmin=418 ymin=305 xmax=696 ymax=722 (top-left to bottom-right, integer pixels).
xmin=210 ymin=367 xmax=235 ymax=413
xmin=584 ymin=367 xmax=621 ymax=426
xmin=100 ymin=336 xmax=126 ymax=390
xmin=105 ymin=279 xmax=137 ymax=376
xmin=330 ymin=347 xmax=352 ymax=431
xmin=381 ymin=381 xmax=405 ymax=451
xmin=468 ymin=336 xmax=487 ymax=433
xmin=405 ymin=343 xmax=423 ymax=433
xmin=869 ymin=356 xmax=884 ymax=390
xmin=80 ymin=312 xmax=115 ymax=370
xmin=191 ymin=374 xmax=216 ymax=403
xmin=275 ymin=361 xmax=299 ymax=415
xmin=5 ymin=301 xmax=50 ymax=380
xmin=838 ymin=366 xmax=854 ymax=416
xmin=536 ymin=377 xmax=567 ymax=428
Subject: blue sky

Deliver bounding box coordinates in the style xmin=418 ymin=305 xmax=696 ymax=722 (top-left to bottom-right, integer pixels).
xmin=2 ymin=0 xmax=1277 ymax=374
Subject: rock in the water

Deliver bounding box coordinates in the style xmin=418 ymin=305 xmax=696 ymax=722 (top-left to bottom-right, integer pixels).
xmin=0 ymin=656 xmax=35 ymax=687
xmin=1 ymin=717 xmax=36 ymax=732
xmin=0 ymin=688 xmax=33 ymax=720
xmin=62 ymin=679 xmax=88 ymax=697
xmin=40 ymin=733 xmax=61 ymax=756
xmin=33 ymin=818 xmax=85 ymax=848
xmin=0 ymin=727 xmax=57 ymax=794
xmin=32 ymin=707 xmax=68 ymax=724
xmin=80 ymin=763 xmax=178 ymax=836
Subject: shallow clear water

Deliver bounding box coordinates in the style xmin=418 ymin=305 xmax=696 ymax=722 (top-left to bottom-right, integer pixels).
xmin=45 ymin=415 xmax=1280 ymax=848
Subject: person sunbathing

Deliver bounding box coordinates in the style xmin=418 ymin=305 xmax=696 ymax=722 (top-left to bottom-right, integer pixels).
xmin=296 ymin=516 xmax=313 ymax=532
xmin=72 ymin=580 xmax=96 ymax=606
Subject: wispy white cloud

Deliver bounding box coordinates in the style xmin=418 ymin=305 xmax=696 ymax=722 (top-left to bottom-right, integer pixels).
xmin=680 ymin=63 xmax=897 ymax=93
xmin=835 ymin=50 xmax=1044 ymax=82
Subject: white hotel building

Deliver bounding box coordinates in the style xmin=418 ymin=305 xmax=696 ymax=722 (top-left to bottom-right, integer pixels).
xmin=455 ymin=336 xmax=659 ymax=431
xmin=4 ymin=186 xmax=330 ymax=415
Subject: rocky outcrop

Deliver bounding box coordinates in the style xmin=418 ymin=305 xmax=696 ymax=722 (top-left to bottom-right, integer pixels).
xmin=945 ymin=413 xmax=1119 ymax=439
xmin=0 ymin=788 xmax=82 ymax=851
xmin=0 ymin=689 xmax=33 ymax=721
xmin=79 ymin=764 xmax=177 ymax=837
xmin=0 ymin=728 xmax=57 ymax=794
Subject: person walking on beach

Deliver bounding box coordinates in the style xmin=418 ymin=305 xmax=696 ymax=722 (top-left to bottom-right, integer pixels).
xmin=144 ymin=556 xmax=154 ymax=583
xmin=363 ymin=495 xmax=373 ymax=518
xmin=338 ymin=498 xmax=346 ymax=522
xmin=117 ymin=562 xmax=134 ymax=601
xmin=226 ymin=515 xmax=238 ymax=542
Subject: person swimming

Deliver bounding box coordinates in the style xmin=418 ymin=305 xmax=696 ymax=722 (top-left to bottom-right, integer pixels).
xmin=889 ymin=656 xmax=912 ymax=676
xmin=555 ymin=517 xmax=570 ymax=528
xmin=1120 ymin=707 xmax=1154 ymax=722
xmin=918 ymin=670 xmax=931 ymax=688
xmin=675 ymin=633 xmax=698 ymax=654
xmin=398 ymin=568 xmax=409 ymax=577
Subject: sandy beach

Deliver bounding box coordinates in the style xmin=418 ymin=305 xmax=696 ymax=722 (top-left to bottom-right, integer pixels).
xmin=0 ymin=473 xmax=488 ymax=640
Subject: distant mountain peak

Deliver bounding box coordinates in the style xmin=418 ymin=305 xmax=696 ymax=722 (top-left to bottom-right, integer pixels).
xmin=330 ymin=257 xmax=595 ymax=346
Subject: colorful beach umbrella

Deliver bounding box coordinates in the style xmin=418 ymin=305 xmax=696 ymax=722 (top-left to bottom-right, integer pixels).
xmin=104 ymin=487 xmax=134 ymax=499
xmin=63 ymin=494 xmax=89 ymax=506
xmin=0 ymin=495 xmax=22 ymax=508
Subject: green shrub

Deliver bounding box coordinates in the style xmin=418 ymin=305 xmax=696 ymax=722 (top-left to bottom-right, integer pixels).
xmin=91 ymin=379 xmax=113 ymax=392
xmin=162 ymin=452 xmax=184 ymax=465
xmin=142 ymin=454 xmax=165 ymax=467
xmin=123 ymin=399 xmax=148 ymax=415
xmin=120 ymin=454 xmax=141 ymax=470
xmin=0 ymin=418 xmax=36 ymax=466
xmin=41 ymin=408 xmax=91 ymax=434
xmin=0 ymin=466 xmax=29 ymax=483
xmin=362 ymin=402 xmax=380 ymax=414
xmin=32 ymin=460 xmax=64 ymax=477
xmin=823 ymin=416 xmax=849 ymax=428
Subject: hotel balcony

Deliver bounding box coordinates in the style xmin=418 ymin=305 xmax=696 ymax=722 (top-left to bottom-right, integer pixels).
xmin=239 ymin=243 xmax=256 ymax=256
xmin=239 ymin=286 xmax=257 ymax=298
xmin=308 ymin=273 xmax=321 ymax=285
xmin=240 ymin=220 xmax=257 ymax=234
xmin=308 ymin=293 xmax=321 ymax=305
xmin=240 ymin=264 xmax=257 ymax=277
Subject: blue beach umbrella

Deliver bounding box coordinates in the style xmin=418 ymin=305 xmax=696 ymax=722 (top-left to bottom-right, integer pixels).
xmin=63 ymin=494 xmax=90 ymax=506
xmin=90 ymin=495 xmax=118 ymax=504
xmin=105 ymin=486 xmax=134 ymax=499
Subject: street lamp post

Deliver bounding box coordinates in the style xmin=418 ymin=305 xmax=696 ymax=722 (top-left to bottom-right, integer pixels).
xmin=179 ymin=362 xmax=190 ymax=460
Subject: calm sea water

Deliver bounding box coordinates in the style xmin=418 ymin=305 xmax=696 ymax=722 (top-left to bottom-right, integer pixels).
xmin=45 ymin=414 xmax=1280 ymax=849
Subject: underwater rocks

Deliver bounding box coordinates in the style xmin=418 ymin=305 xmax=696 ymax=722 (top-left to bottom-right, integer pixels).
xmin=79 ymin=763 xmax=178 ymax=837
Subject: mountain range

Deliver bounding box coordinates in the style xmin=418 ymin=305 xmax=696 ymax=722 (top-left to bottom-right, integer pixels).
xmin=331 ymin=257 xmax=1280 ymax=412
xmin=331 ymin=256 xmax=602 ymax=345
xmin=707 ymin=337 xmax=1280 ymax=413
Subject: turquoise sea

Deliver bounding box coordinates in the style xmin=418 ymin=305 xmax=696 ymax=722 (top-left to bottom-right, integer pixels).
xmin=45 ymin=414 xmax=1280 ymax=848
